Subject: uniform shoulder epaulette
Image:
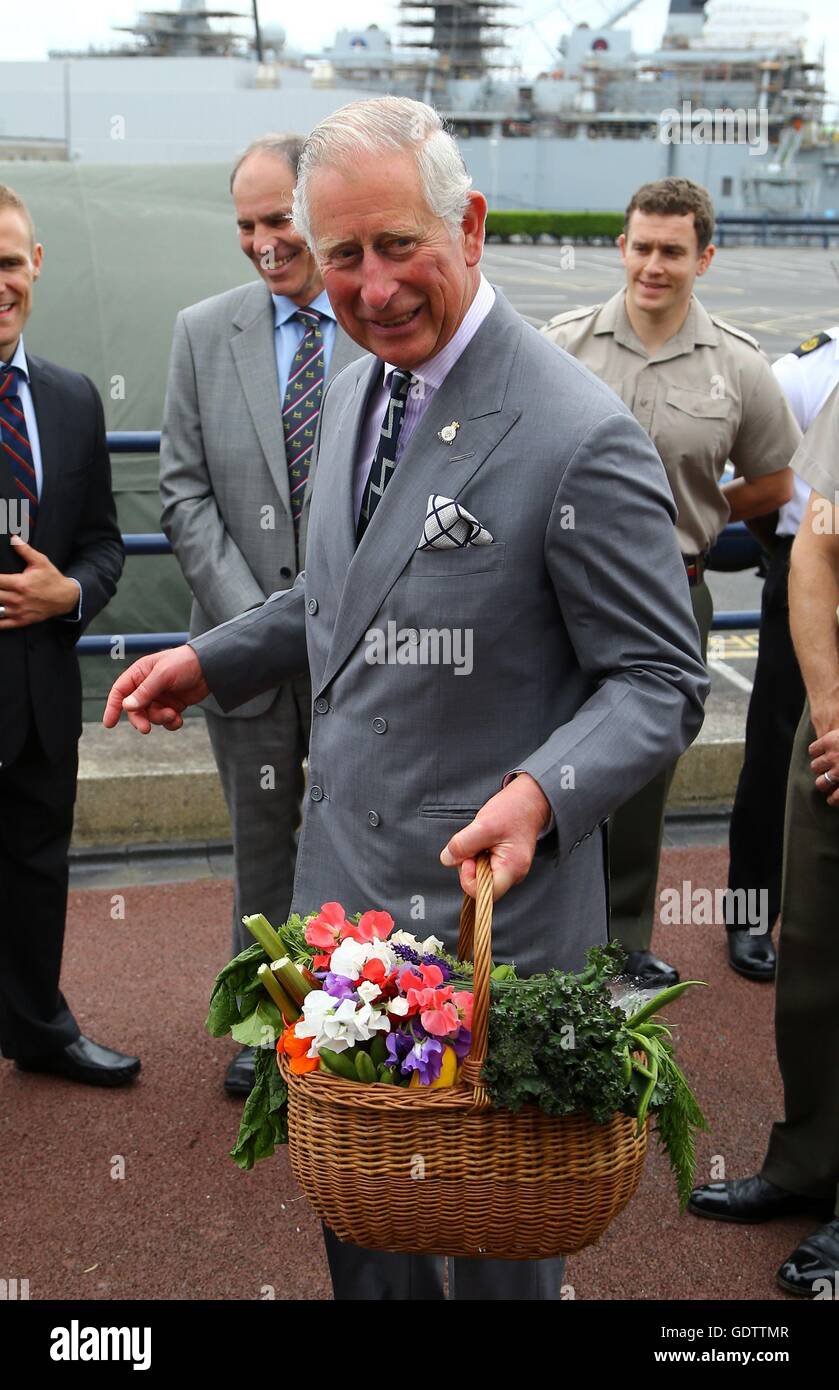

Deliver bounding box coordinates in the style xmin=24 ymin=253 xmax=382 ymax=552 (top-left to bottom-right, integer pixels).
xmin=542 ymin=304 xmax=600 ymax=332
xmin=792 ymin=331 xmax=833 ymax=357
xmin=709 ymin=314 xmax=761 ymax=351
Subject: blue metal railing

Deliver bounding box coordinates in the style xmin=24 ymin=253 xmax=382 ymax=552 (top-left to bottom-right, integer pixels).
xmin=77 ymin=431 xmax=763 ymax=655
xmin=715 ymin=215 xmax=839 ymax=249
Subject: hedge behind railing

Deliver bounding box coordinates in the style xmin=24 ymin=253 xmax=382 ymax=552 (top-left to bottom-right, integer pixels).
xmin=485 ymin=210 xmax=623 ymax=242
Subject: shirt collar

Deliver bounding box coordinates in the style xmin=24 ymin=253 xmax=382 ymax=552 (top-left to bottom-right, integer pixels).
xmin=1 ymin=337 xmax=29 ymax=381
xmin=383 ymin=272 xmax=496 ymax=391
xmin=272 ymin=287 xmax=335 ymax=329
xmin=596 ymin=290 xmax=718 ymax=360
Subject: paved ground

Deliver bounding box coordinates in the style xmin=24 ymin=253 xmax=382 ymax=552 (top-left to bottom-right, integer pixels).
xmin=0 ymin=842 xmax=815 ymax=1303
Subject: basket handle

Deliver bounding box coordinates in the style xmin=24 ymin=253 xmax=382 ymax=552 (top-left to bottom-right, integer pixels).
xmin=455 ymin=852 xmax=493 ymax=1098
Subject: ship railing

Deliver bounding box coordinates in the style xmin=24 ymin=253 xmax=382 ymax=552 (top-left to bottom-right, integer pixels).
xmin=76 ymin=430 xmax=762 ymax=655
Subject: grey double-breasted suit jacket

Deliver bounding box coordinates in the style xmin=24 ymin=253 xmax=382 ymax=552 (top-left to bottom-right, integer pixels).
xmin=193 ymin=290 xmax=708 ymax=972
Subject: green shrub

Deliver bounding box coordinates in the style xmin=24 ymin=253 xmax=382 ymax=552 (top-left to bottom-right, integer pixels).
xmin=485 ymin=210 xmax=623 ymax=242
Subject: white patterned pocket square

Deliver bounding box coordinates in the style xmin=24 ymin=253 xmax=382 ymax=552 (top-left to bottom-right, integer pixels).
xmin=418 ymin=494 xmax=494 ymax=551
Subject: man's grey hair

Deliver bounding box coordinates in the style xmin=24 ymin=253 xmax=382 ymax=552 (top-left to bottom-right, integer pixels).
xmin=293 ymin=96 xmax=473 ymax=249
xmin=229 ymin=132 xmax=306 ymax=192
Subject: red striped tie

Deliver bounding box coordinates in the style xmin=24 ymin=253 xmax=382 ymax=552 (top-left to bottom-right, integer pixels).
xmin=0 ymin=364 xmax=37 ymax=536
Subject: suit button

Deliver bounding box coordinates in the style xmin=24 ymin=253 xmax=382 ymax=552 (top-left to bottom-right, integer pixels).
xmin=314 ymin=697 xmax=329 ymax=714
xmin=372 ymin=717 xmax=387 ymax=734
xmin=310 ymin=785 xmax=324 ymax=802
xmin=367 ymin=810 xmax=380 ymax=827
xmin=307 ymin=598 xmax=318 ymax=615
xmin=280 ymin=567 xmax=292 ymax=580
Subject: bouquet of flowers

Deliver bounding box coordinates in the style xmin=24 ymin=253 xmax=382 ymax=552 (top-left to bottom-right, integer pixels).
xmin=275 ymin=903 xmax=473 ymax=1088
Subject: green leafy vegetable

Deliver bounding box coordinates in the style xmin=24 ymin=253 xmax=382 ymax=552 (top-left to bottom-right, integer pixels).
xmin=230 ymin=997 xmax=285 ymax=1049
xmin=229 ymin=1046 xmax=288 ymax=1171
xmin=205 ymin=943 xmax=267 ymax=1037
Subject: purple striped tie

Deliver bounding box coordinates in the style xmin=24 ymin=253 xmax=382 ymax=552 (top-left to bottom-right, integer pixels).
xmin=282 ymin=309 xmax=324 ymax=546
xmin=0 ymin=364 xmax=37 ymax=536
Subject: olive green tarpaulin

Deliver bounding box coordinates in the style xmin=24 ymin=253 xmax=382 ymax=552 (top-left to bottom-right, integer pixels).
xmin=0 ymin=161 xmax=257 ymax=719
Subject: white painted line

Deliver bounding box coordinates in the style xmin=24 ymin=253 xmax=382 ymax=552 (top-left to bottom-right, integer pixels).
xmin=708 ymin=657 xmax=754 ymax=694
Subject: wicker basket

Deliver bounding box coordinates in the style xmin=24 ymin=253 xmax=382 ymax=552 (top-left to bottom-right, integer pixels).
xmin=280 ymin=855 xmax=648 ymax=1258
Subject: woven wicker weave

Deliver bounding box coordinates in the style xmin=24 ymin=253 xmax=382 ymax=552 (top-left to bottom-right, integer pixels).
xmin=280 ymin=854 xmax=648 ymax=1258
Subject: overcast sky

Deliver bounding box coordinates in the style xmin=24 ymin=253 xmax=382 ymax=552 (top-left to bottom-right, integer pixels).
xmin=5 ymin=1 xmax=839 ymax=109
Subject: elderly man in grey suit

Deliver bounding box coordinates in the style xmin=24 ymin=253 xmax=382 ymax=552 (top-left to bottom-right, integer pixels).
xmin=106 ymin=96 xmax=708 ymax=1301
xmin=159 ymin=134 xmax=361 ymax=1095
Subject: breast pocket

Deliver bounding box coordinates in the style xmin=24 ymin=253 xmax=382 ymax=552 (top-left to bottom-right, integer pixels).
xmin=403 ymin=541 xmax=507 ymax=579
xmin=662 ymin=385 xmax=734 ymax=468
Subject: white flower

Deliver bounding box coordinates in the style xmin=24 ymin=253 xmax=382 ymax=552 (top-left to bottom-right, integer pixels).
xmin=387 ymin=996 xmax=410 ymax=1017
xmin=391 ymin=930 xmax=422 ymax=948
xmin=390 ymin=929 xmax=445 ymax=956
xmin=357 ymin=980 xmax=382 ymax=1006
xmin=421 ymin=935 xmax=445 ymax=955
xmin=330 ymin=936 xmax=397 ymax=980
xmin=295 ymin=990 xmax=334 ymax=1038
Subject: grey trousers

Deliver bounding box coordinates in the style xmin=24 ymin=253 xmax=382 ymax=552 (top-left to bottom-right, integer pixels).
xmin=205 ymin=674 xmax=311 ymax=957
xmin=322 ymin=1225 xmax=567 ymax=1300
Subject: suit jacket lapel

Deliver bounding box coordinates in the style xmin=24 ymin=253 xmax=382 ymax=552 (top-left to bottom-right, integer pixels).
xmin=24 ymin=356 xmax=64 ymax=556
xmin=317 ymin=292 xmax=524 ymax=695
xmin=314 ymin=353 xmax=381 ymax=604
xmin=230 ymin=284 xmax=292 ymax=518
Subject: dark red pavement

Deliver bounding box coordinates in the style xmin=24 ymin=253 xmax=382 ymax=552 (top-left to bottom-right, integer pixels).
xmin=0 ymin=847 xmax=807 ymax=1301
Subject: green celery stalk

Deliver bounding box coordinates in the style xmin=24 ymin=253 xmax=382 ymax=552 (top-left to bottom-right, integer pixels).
xmin=271 ymin=956 xmax=314 ymax=1007
xmin=257 ymin=964 xmax=300 ymax=1022
xmin=242 ymin=913 xmax=286 ymax=961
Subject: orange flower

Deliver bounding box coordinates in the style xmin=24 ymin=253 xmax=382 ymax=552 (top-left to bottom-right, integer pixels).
xmin=277 ymin=1023 xmax=313 ymax=1060
xmin=289 ymin=1054 xmax=320 ymax=1074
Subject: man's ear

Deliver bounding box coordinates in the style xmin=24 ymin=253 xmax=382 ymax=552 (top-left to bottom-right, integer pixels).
xmin=696 ymin=242 xmax=715 ymax=277
xmin=462 ymin=190 xmax=488 ymax=267
xmin=617 ymin=233 xmax=628 ymax=265
xmin=32 ymin=243 xmax=44 ymax=280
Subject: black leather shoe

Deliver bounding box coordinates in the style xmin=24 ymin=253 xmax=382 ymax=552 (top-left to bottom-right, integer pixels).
xmin=224 ymin=1046 xmax=256 ymax=1097
xmin=16 ymin=1035 xmax=140 ymax=1087
xmin=727 ymin=929 xmax=776 ymax=982
xmin=777 ymin=1219 xmax=839 ymax=1297
xmin=623 ymin=950 xmax=679 ymax=989
xmin=688 ymin=1174 xmax=834 ymax=1224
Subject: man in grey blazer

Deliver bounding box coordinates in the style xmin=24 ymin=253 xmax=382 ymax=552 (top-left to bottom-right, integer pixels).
xmin=106 ymin=97 xmax=708 ymax=1300
xmin=159 ymin=134 xmax=361 ymax=1095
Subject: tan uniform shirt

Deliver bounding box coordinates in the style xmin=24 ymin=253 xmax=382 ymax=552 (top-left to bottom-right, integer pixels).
xmin=790 ymin=378 xmax=839 ymax=501
xmin=542 ymin=291 xmax=801 ymax=555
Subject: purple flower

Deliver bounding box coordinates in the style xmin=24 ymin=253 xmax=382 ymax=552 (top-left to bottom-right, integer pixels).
xmin=391 ymin=943 xmax=454 ymax=981
xmin=401 ymin=1036 xmax=444 ymax=1086
xmin=385 ymin=1030 xmax=413 ymax=1067
xmin=451 ymin=1026 xmax=472 ymax=1059
xmin=324 ymin=972 xmax=357 ymax=1003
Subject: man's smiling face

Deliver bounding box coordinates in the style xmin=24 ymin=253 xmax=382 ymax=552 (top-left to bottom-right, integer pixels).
xmin=0 ymin=209 xmax=42 ymax=364
xmin=618 ymin=210 xmax=713 ymax=321
xmin=233 ymin=150 xmax=322 ymax=306
xmin=307 ymin=149 xmax=486 ymax=371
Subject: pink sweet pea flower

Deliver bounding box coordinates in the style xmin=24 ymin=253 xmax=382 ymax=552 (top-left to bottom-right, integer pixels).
xmin=420 ymin=996 xmax=460 ymax=1037
xmin=305 ymin=902 xmax=350 ymax=952
xmin=343 ymin=910 xmax=395 ymax=944
xmin=452 ymin=990 xmax=473 ymax=1031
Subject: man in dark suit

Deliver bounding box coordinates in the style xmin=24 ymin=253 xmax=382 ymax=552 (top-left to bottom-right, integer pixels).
xmin=0 ymin=184 xmax=137 ymax=1086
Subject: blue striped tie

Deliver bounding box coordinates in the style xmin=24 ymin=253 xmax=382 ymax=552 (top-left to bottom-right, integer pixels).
xmin=0 ymin=364 xmax=37 ymax=535
xmin=356 ymin=369 xmax=412 ymax=543
xmin=282 ymin=309 xmax=324 ymax=546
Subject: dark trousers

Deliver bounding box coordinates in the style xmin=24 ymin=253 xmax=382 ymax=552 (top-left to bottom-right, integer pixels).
xmin=761 ymin=708 xmax=839 ymax=1217
xmin=0 ymin=720 xmax=80 ymax=1058
xmin=609 ymin=580 xmax=713 ymax=954
xmin=727 ymin=539 xmax=805 ymax=931
xmin=322 ymin=1224 xmax=567 ymax=1300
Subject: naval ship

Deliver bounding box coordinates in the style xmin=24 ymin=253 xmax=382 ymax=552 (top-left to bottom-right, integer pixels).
xmin=2 ymin=0 xmax=835 ymax=214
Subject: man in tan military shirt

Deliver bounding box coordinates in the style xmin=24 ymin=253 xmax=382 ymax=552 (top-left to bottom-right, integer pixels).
xmin=543 ymin=177 xmax=799 ymax=988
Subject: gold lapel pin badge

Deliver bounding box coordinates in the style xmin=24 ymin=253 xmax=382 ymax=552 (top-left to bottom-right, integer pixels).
xmin=438 ymin=420 xmax=461 ymax=445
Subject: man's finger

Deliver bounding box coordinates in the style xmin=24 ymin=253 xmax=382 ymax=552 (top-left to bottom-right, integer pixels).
xmin=440 ymin=817 xmax=490 ymax=867
xmin=9 ymin=536 xmax=40 ymax=563
xmin=102 ymin=658 xmax=162 ymax=727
